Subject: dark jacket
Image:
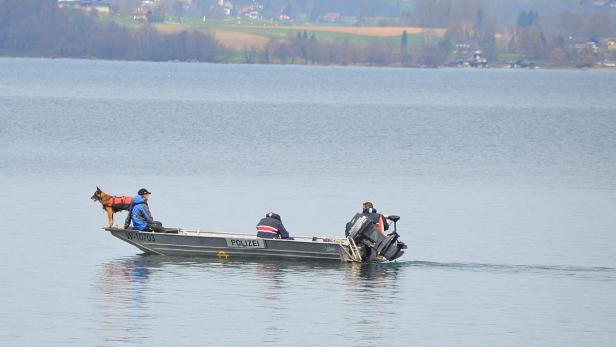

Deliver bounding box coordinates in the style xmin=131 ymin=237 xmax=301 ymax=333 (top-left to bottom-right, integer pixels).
xmin=256 ymin=215 xmax=290 ymax=239
xmin=124 ymin=195 xmax=154 ymax=231
xmin=362 ymin=208 xmax=389 ymax=232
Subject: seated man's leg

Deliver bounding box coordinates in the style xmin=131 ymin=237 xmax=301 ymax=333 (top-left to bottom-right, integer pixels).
xmin=148 ymin=221 xmax=166 ymax=233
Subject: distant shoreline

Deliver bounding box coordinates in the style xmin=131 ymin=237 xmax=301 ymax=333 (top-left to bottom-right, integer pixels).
xmin=2 ymin=55 xmax=614 ymax=72
xmin=3 ymin=1 xmax=615 ymax=74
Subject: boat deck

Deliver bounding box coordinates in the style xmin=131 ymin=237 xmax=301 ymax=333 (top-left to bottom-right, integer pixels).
xmin=178 ymin=229 xmax=344 ymax=243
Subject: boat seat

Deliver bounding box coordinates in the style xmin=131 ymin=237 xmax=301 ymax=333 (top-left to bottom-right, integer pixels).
xmin=386 ymin=215 xmax=400 ymax=222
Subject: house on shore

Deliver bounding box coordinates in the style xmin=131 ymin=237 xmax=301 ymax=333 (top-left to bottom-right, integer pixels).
xmin=237 ymin=4 xmax=262 ymax=20
xmin=133 ymin=7 xmax=152 ymax=21
xmin=565 ymin=37 xmax=600 ymax=54
xmin=57 ymin=0 xmax=111 ymax=15
xmin=587 ymin=0 xmax=616 ymax=8
xmin=321 ymin=12 xmax=341 ymax=23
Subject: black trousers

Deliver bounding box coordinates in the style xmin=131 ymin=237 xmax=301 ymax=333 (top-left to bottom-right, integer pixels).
xmin=147 ymin=221 xmax=165 ymax=233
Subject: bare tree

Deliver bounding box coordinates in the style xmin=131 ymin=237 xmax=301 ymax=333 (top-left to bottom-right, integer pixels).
xmin=559 ymin=11 xmax=584 ymax=38
xmin=586 ymin=12 xmax=612 ymax=39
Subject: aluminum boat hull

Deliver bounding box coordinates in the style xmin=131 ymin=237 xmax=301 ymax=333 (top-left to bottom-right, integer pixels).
xmin=106 ymin=228 xmax=357 ymax=262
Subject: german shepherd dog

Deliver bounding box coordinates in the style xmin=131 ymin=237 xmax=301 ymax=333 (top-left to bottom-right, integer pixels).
xmin=91 ymin=187 xmax=133 ymax=228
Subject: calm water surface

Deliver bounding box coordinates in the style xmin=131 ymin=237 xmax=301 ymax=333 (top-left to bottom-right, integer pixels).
xmin=1 ymin=58 xmax=615 ymax=346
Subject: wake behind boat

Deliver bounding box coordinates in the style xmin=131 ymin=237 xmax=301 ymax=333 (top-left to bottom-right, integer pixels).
xmin=105 ymin=214 xmax=407 ymax=263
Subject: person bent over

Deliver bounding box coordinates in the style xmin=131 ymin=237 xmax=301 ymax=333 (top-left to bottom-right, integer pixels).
xmin=362 ymin=201 xmax=389 ymax=234
xmin=124 ymin=188 xmax=166 ymax=233
xmin=359 ymin=201 xmax=389 ymax=261
xmin=256 ymin=212 xmax=291 ymax=239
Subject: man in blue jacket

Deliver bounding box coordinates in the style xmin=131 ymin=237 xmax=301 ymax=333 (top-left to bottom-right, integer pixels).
xmin=124 ymin=188 xmax=165 ymax=233
xmin=256 ymin=212 xmax=291 ymax=239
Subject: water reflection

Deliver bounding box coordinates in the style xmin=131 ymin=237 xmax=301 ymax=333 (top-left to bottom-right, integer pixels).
xmin=341 ymin=262 xmax=403 ymax=345
xmin=246 ymin=259 xmax=404 ymax=346
xmin=95 ymin=255 xmax=404 ymax=346
xmin=97 ymin=257 xmax=153 ymax=346
xmin=256 ymin=262 xmax=285 ymax=301
xmin=346 ymin=262 xmax=401 ymax=284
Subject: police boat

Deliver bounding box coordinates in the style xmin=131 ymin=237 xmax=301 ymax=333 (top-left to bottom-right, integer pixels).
xmin=104 ymin=214 xmax=407 ymax=262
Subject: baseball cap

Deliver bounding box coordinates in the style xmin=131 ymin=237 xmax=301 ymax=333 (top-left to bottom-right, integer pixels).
xmin=137 ymin=188 xmax=152 ymax=195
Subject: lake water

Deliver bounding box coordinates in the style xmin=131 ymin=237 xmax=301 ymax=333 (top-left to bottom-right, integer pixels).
xmin=1 ymin=58 xmax=615 ymax=346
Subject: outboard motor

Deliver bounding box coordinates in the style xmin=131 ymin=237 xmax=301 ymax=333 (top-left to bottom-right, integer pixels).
xmin=345 ymin=213 xmax=407 ymax=261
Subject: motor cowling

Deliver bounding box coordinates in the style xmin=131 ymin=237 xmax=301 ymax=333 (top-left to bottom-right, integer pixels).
xmin=345 ymin=213 xmax=407 ymax=261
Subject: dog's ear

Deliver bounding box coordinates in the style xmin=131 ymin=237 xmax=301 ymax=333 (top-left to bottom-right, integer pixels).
xmin=96 ymin=186 xmax=101 ymax=192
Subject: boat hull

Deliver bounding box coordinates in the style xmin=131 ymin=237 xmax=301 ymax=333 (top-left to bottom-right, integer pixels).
xmin=107 ymin=228 xmax=351 ymax=261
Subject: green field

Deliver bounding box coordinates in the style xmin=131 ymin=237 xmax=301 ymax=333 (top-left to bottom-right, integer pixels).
xmin=111 ymin=16 xmax=435 ymax=49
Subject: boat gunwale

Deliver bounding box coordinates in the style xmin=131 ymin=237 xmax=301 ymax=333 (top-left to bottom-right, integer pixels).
xmin=104 ymin=227 xmax=348 ymax=245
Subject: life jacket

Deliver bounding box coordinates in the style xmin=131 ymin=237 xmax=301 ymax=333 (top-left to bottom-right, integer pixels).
xmin=104 ymin=196 xmax=133 ymax=209
xmin=376 ymin=214 xmax=385 ymax=235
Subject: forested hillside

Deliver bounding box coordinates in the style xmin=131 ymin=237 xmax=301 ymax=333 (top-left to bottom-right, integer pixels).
xmin=1 ymin=0 xmax=615 ymax=67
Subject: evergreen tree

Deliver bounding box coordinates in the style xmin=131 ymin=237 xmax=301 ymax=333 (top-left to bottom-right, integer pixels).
xmin=400 ymin=30 xmax=410 ymax=65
